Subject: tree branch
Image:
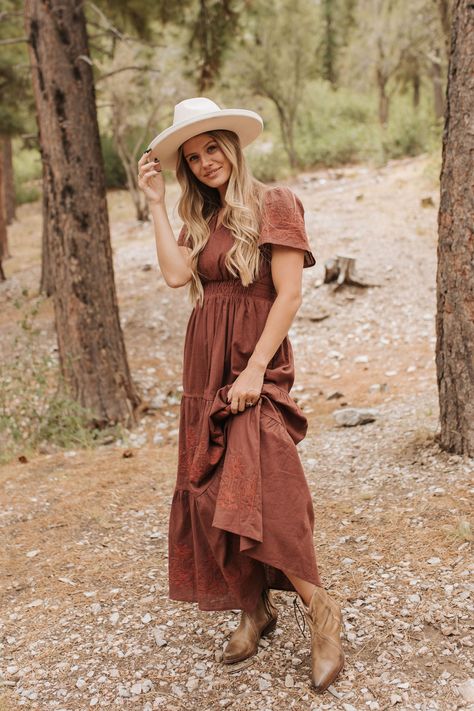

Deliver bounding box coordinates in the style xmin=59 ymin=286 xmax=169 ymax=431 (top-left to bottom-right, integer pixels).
xmin=86 ymin=1 xmax=124 ymax=40
xmin=95 ymin=65 xmax=161 ymax=83
xmin=0 ymin=37 xmax=28 ymax=46
xmin=0 ymin=11 xmax=24 ymax=20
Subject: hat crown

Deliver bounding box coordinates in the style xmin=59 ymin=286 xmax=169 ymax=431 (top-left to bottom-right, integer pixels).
xmin=173 ymin=97 xmax=221 ymax=126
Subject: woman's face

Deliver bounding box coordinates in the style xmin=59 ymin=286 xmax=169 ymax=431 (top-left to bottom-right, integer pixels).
xmin=181 ymin=133 xmax=232 ymax=194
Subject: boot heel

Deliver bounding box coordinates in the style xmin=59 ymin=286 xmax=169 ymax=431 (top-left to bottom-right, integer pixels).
xmin=262 ymin=617 xmax=277 ymax=636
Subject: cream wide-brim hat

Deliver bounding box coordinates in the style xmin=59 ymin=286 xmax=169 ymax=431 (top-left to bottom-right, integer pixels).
xmin=146 ymin=97 xmax=264 ymax=170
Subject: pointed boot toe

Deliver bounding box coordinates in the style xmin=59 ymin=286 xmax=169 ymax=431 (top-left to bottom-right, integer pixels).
xmin=311 ymin=644 xmax=345 ymax=691
xmin=222 ymin=589 xmax=278 ymax=664
xmin=303 ymin=586 xmax=345 ymax=692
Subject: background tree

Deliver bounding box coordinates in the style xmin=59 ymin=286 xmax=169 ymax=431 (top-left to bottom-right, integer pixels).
xmin=24 ymin=0 xmax=141 ymax=427
xmin=436 ymin=0 xmax=474 ymax=456
xmin=81 ymin=0 xmax=238 ymax=221
xmin=435 ymin=0 xmax=454 ymax=54
xmin=0 ymin=1 xmax=33 ymax=277
xmin=189 ymin=0 xmax=242 ymax=92
xmin=238 ymin=0 xmax=319 ymax=169
xmin=342 ymin=0 xmax=440 ymax=125
xmin=317 ymin=0 xmax=356 ymax=87
xmin=95 ymin=29 xmax=192 ymax=221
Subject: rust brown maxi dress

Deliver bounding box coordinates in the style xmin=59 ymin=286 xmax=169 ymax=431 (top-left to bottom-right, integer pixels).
xmin=169 ymin=185 xmax=323 ymax=615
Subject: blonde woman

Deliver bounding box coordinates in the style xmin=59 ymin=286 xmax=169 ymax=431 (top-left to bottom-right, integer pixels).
xmin=137 ymin=97 xmax=345 ymax=693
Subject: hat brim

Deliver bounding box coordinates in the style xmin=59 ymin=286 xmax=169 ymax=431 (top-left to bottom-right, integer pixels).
xmin=146 ymin=109 xmax=263 ymax=170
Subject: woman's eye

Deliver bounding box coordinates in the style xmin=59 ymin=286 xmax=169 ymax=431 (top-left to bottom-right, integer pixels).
xmin=208 ymin=145 xmax=217 ymax=152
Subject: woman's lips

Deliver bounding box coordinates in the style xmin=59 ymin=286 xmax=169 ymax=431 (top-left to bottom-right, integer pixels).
xmin=205 ymin=167 xmax=221 ymax=178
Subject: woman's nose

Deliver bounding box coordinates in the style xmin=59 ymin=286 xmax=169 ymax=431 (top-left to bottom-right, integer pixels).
xmin=202 ymin=155 xmax=214 ymax=168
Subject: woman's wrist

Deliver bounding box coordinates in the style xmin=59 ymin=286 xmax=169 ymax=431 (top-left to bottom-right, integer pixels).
xmin=247 ymin=354 xmax=268 ymax=373
xmin=149 ymin=200 xmax=167 ymax=215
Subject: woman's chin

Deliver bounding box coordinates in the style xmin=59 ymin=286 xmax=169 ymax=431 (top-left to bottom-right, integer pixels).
xmin=201 ymin=177 xmax=229 ymax=191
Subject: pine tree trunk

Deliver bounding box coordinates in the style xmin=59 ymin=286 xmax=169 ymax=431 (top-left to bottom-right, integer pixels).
xmin=24 ymin=0 xmax=141 ymax=428
xmin=436 ymin=0 xmax=474 ymax=456
xmin=3 ymin=136 xmax=16 ymax=226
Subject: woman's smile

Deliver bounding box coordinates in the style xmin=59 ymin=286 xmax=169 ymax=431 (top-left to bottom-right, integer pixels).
xmin=205 ymin=166 xmax=221 ymax=178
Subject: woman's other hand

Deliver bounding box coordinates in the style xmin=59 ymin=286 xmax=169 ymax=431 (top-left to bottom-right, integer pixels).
xmin=227 ymin=363 xmax=265 ymax=414
xmin=137 ymin=151 xmax=165 ymax=205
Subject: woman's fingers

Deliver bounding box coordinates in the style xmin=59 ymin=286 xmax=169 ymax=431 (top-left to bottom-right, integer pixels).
xmin=142 ymin=168 xmax=160 ymax=179
xmin=139 ymin=162 xmax=159 ymax=175
xmin=228 ymin=390 xmax=260 ymax=414
xmin=138 ymin=150 xmax=151 ymax=168
xmin=230 ymin=397 xmax=242 ymax=414
xmin=137 ymin=152 xmax=160 ymax=178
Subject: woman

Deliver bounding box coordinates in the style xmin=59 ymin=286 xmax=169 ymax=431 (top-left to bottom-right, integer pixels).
xmin=137 ymin=97 xmax=345 ymax=692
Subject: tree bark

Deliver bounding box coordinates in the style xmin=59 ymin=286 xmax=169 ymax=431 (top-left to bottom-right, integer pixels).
xmin=436 ymin=0 xmax=474 ymax=456
xmin=24 ymin=0 xmax=141 ymax=428
xmin=3 ymin=136 xmax=16 ymax=226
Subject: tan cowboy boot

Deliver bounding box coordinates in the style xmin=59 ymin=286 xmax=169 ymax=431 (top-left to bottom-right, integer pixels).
xmin=301 ymin=586 xmax=345 ymax=691
xmin=222 ymin=589 xmax=278 ymax=664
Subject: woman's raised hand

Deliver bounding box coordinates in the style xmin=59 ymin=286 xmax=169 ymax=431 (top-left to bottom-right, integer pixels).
xmin=137 ymin=150 xmax=165 ymax=205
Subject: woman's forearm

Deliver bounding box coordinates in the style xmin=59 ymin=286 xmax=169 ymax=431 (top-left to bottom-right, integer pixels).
xmin=247 ymin=293 xmax=302 ymax=372
xmin=149 ymin=202 xmax=193 ymax=287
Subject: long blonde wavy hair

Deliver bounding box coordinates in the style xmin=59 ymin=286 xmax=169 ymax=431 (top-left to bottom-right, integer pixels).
xmin=176 ymin=129 xmax=268 ymax=308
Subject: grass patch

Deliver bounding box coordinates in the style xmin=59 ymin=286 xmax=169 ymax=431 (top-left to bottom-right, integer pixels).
xmin=0 ymin=293 xmax=123 ymax=464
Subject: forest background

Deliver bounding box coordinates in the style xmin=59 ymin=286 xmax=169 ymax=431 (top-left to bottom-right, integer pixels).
xmin=0 ymin=0 xmax=454 ymax=460
xmin=2 ymin=1 xmax=474 ymax=709
xmin=2 ymin=0 xmax=450 ymax=212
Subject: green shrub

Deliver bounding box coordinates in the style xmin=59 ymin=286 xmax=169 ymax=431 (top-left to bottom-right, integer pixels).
xmin=15 ymin=182 xmax=41 ymax=205
xmin=246 ymin=140 xmax=292 ymax=183
xmin=290 ymin=81 xmax=442 ymax=169
xmin=295 ymin=81 xmax=378 ymax=167
xmin=380 ymin=94 xmax=440 ymax=160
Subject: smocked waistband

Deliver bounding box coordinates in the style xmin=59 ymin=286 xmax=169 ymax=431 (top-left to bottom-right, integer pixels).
xmin=202 ymin=279 xmax=276 ymax=301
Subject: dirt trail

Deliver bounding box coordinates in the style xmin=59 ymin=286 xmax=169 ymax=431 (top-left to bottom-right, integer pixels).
xmin=1 ymin=156 xmax=473 ymax=711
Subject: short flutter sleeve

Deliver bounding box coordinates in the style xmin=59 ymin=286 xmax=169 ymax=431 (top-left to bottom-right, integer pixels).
xmin=177 ymin=224 xmax=189 ymax=246
xmin=258 ymin=186 xmax=316 ymax=268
